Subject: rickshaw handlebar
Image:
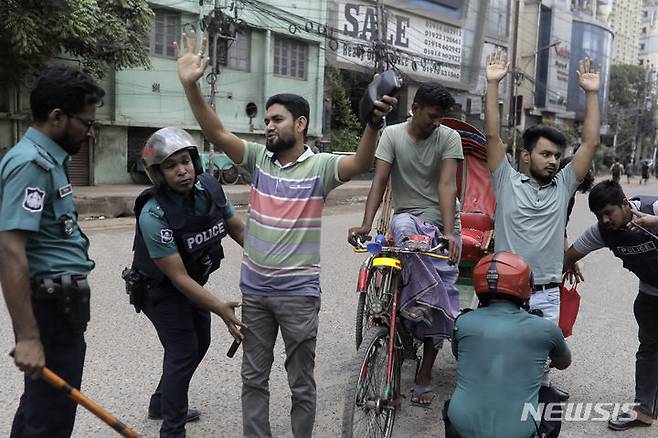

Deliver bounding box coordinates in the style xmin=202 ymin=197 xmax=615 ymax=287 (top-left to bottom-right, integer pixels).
xmin=351 ymin=235 xmax=449 ymax=260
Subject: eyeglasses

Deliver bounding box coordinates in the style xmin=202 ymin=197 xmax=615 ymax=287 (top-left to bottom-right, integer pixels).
xmin=65 ymin=113 xmax=97 ymax=133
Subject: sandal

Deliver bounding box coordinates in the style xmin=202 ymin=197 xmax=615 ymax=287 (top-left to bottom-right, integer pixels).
xmin=410 ymin=384 xmax=435 ymax=408
xmin=401 ymin=305 xmax=433 ymax=328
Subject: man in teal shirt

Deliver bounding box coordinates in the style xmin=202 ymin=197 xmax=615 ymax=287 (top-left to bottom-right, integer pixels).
xmin=0 ymin=68 xmax=104 ymax=437
xmin=484 ymin=51 xmax=600 ymax=399
xmin=447 ymin=252 xmax=571 ymax=438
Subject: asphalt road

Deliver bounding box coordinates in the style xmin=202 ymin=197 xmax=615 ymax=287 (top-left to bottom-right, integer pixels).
xmin=1 ymin=178 xmax=658 ymax=437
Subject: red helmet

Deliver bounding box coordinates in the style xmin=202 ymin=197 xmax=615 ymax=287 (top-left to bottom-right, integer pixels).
xmin=473 ymin=252 xmax=533 ymax=302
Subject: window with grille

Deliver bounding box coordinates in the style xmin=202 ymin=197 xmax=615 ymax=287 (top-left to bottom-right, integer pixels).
xmin=146 ymin=9 xmax=181 ymax=58
xmin=273 ymin=37 xmax=308 ymax=80
xmin=220 ymin=30 xmax=251 ymax=71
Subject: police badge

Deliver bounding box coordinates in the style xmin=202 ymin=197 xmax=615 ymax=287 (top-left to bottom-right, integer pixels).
xmin=62 ymin=218 xmax=75 ymax=237
xmin=160 ymin=229 xmax=174 ymax=243
xmin=23 ymin=187 xmax=45 ymax=212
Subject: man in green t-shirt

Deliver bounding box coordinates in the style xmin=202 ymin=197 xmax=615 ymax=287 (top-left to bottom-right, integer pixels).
xmin=349 ymin=82 xmax=463 ymax=406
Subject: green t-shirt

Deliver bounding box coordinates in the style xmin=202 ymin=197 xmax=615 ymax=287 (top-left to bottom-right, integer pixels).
xmin=375 ymin=121 xmax=463 ymax=230
xmin=448 ymin=302 xmax=570 ymax=438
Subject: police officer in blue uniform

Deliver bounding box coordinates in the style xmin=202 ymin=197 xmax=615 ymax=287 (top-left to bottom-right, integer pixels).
xmin=0 ymin=67 xmax=104 ymax=437
xmin=129 ymin=127 xmax=246 ymax=438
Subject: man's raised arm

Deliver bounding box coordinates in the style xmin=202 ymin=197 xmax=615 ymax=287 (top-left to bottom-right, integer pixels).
xmin=484 ymin=51 xmax=509 ymax=172
xmin=338 ymin=96 xmax=397 ymax=181
xmin=174 ymin=31 xmax=245 ymax=164
xmin=571 ymin=58 xmax=601 ymax=181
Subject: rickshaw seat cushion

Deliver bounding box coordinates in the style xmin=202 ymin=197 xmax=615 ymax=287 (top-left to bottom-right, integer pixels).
xmin=460 ymin=212 xmax=493 ymax=231
xmin=461 ymin=227 xmax=492 ymax=261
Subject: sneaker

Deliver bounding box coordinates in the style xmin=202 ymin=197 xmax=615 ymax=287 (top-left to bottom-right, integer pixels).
xmin=608 ymin=411 xmax=652 ymax=431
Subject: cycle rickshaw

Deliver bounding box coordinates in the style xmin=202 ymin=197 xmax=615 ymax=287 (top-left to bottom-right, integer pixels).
xmin=342 ymin=119 xmax=496 ymax=438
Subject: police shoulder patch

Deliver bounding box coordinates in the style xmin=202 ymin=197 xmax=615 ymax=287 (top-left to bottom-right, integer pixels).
xmin=160 ymin=229 xmax=174 ymax=244
xmin=23 ymin=187 xmax=46 ymax=212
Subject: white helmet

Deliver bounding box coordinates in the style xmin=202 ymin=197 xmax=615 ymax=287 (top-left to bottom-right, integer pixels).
xmin=141 ymin=127 xmax=203 ymax=187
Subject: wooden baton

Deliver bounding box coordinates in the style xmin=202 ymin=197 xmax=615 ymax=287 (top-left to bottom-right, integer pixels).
xmin=39 ymin=367 xmax=142 ymax=438
xmin=9 ymin=351 xmax=141 ymax=438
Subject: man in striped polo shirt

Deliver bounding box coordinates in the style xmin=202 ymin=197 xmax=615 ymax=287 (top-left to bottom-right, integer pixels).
xmin=175 ymin=32 xmax=397 ymax=437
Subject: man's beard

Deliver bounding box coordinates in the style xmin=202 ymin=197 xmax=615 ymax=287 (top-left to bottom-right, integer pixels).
xmin=54 ymin=132 xmax=89 ymax=155
xmin=529 ymin=164 xmax=554 ymax=185
xmin=266 ymin=133 xmax=296 ymax=153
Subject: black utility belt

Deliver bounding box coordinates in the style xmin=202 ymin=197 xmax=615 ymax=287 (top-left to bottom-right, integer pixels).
xmin=31 ymin=274 xmax=90 ymax=333
xmin=31 ymin=275 xmax=88 ymax=299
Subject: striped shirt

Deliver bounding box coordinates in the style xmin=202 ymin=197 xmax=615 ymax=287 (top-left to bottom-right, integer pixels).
xmin=238 ymin=141 xmax=344 ymax=296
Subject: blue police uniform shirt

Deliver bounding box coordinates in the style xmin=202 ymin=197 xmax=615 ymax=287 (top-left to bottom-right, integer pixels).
xmin=0 ymin=128 xmax=94 ymax=278
xmin=139 ymin=180 xmax=236 ymax=259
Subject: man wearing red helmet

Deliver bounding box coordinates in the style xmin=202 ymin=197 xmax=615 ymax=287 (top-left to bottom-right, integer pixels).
xmin=446 ymin=252 xmax=572 ymax=438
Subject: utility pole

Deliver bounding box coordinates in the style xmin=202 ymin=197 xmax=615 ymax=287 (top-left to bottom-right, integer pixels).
xmin=509 ymin=0 xmax=521 ymax=166
xmin=375 ymin=0 xmax=386 ymax=72
xmin=206 ymin=0 xmax=222 ymax=113
xmin=632 ymin=67 xmax=651 ymax=167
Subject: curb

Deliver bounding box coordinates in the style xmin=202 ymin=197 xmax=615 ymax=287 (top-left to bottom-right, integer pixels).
xmin=74 ymin=184 xmax=370 ymax=218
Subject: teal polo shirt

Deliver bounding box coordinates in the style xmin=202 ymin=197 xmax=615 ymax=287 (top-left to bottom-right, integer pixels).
xmin=492 ymin=159 xmax=580 ymax=284
xmin=0 ymin=128 xmax=94 ymax=278
xmin=448 ymin=302 xmax=570 ymax=438
xmin=139 ymin=181 xmax=236 ymax=259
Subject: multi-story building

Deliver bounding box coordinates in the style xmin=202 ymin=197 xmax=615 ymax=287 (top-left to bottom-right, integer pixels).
xmin=0 ymin=0 xmax=328 ymax=185
xmin=609 ymin=0 xmax=643 ymax=65
xmin=325 ymin=0 xmax=512 ymax=128
xmin=516 ymin=0 xmax=613 ymax=128
xmin=639 ymin=0 xmax=658 ymax=69
xmin=639 ymin=1 xmax=658 ymax=164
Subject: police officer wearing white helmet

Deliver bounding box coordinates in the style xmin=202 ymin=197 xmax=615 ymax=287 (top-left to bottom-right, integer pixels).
xmin=128 ymin=126 xmax=246 ymax=438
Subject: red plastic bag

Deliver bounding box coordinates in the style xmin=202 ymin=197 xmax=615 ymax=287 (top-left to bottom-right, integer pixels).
xmin=559 ymin=282 xmax=581 ymax=337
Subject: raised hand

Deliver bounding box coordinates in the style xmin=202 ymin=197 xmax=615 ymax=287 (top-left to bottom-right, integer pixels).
xmin=486 ymin=50 xmax=509 ymax=84
xmin=576 ymin=58 xmax=600 ymax=93
xmin=371 ymin=95 xmax=398 ymax=126
xmin=173 ymin=31 xmax=209 ymax=86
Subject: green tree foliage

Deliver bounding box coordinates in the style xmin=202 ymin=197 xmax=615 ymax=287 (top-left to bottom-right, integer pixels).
xmin=609 ymin=65 xmax=646 ymax=108
xmin=607 ymin=64 xmax=654 ymax=162
xmin=0 ymin=0 xmax=153 ymax=85
xmin=325 ymin=66 xmax=361 ymax=152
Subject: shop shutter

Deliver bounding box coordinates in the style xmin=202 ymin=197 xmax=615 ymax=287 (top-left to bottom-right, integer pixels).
xmin=69 ymin=140 xmax=90 ymax=186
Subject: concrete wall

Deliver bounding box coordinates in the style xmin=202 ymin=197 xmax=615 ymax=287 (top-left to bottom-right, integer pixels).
xmin=94 ymin=126 xmax=130 ymax=184
xmin=0 ymin=120 xmax=15 ymax=157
